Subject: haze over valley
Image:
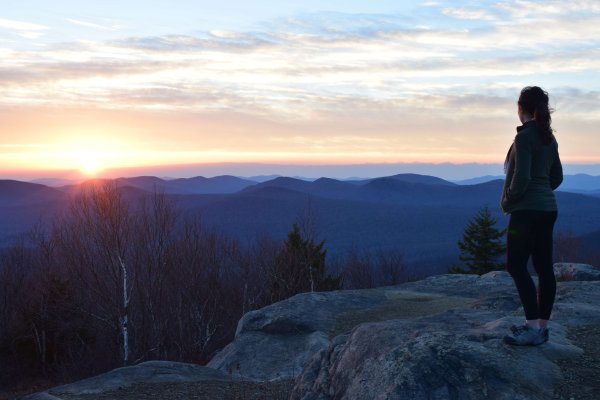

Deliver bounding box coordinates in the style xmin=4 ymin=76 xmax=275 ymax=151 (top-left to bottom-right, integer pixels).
xmin=3 ymin=172 xmax=600 ymax=273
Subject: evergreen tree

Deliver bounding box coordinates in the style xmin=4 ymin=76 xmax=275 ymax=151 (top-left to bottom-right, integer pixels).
xmin=268 ymin=224 xmax=341 ymax=302
xmin=452 ymin=206 xmax=506 ymax=275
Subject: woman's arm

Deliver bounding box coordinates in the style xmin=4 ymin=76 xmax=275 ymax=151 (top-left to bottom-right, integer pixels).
xmin=550 ymin=145 xmax=563 ymax=190
xmin=506 ymin=133 xmax=532 ymax=201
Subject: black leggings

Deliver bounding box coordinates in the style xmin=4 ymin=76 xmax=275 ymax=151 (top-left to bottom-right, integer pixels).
xmin=506 ymin=210 xmax=558 ymax=321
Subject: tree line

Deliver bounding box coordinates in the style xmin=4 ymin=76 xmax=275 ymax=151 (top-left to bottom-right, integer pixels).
xmin=452 ymin=205 xmax=600 ymax=275
xmin=0 ymin=182 xmax=411 ymax=392
xmin=4 ymin=186 xmax=594 ymax=394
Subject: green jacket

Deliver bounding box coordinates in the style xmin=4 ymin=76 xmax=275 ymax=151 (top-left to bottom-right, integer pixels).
xmin=500 ymin=120 xmax=563 ymax=214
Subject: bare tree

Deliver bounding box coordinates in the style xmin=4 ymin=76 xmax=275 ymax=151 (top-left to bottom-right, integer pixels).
xmin=129 ymin=192 xmax=179 ymax=361
xmin=335 ymin=247 xmax=409 ymax=289
xmin=3 ymin=180 xmax=418 ymax=390
xmin=340 ymin=247 xmax=376 ymax=289
xmin=554 ymin=230 xmax=581 ymax=263
xmin=375 ymin=249 xmax=407 ymax=286
xmin=54 ymin=182 xmax=134 ymax=366
xmin=236 ymin=236 xmax=278 ymax=315
xmin=165 ymin=218 xmax=243 ymax=362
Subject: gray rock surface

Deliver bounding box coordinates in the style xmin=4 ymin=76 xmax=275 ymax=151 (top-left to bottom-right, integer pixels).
xmin=25 ymin=263 xmax=600 ymax=400
xmin=208 ymin=285 xmax=474 ymax=380
xmin=23 ymin=361 xmax=235 ymax=399
xmin=291 ymin=311 xmax=581 ymax=400
xmin=21 ymin=394 xmax=63 ymax=400
xmin=207 ymin=264 xmax=600 ymax=399
xmin=208 ymin=271 xmax=524 ymax=381
xmin=554 ymin=263 xmax=600 ymax=281
xmin=290 ymin=267 xmax=600 ymax=400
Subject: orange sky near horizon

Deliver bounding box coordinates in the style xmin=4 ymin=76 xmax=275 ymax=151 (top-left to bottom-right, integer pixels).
xmin=2 ymin=1 xmax=600 ymax=178
xmin=2 ymin=102 xmax=598 ymax=179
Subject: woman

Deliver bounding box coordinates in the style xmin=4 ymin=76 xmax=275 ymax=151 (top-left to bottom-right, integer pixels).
xmin=501 ymin=86 xmax=563 ymax=346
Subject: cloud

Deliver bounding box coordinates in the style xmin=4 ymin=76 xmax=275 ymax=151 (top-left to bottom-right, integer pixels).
xmin=0 ymin=2 xmax=599 ymax=127
xmin=551 ymin=88 xmax=600 ymax=116
xmin=268 ymin=135 xmax=387 ymax=152
xmin=495 ymin=0 xmax=600 ymax=17
xmin=111 ymin=33 xmax=278 ymax=53
xmin=442 ymin=7 xmax=498 ymax=21
xmin=0 ymin=143 xmax=58 ymax=149
xmin=66 ymin=18 xmax=120 ymax=31
xmin=0 ymin=18 xmax=47 ymax=31
xmin=0 ymin=17 xmax=47 ymax=40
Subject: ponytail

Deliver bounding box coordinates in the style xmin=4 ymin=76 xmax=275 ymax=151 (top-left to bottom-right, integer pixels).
xmin=518 ymin=86 xmax=554 ymax=145
xmin=534 ymin=103 xmax=553 ymax=145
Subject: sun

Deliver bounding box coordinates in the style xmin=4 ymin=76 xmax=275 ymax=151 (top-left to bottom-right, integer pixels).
xmin=76 ymin=149 xmax=104 ymax=176
xmin=81 ymin=158 xmax=100 ymax=176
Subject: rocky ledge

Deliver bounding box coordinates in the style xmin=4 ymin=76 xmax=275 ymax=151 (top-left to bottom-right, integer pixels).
xmin=25 ymin=263 xmax=600 ymax=400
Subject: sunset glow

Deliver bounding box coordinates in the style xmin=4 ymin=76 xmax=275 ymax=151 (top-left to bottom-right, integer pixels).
xmin=75 ymin=149 xmax=103 ymax=176
xmin=1 ymin=1 xmax=600 ymax=178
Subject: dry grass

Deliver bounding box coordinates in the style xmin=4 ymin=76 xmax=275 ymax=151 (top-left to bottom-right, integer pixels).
xmin=332 ymin=293 xmax=472 ymax=338
xmin=554 ymin=324 xmax=600 ymax=400
xmin=47 ymin=380 xmax=295 ymax=400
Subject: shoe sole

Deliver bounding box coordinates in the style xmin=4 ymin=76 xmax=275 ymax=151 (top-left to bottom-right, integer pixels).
xmin=503 ymin=335 xmax=546 ymax=346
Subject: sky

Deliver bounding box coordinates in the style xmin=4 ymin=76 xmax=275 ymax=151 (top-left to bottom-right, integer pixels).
xmin=1 ymin=0 xmax=600 ymax=180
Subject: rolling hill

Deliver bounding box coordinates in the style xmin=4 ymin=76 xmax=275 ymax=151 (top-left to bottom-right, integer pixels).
xmin=0 ymin=180 xmax=67 ymax=246
xmin=2 ymin=174 xmax=600 ymax=271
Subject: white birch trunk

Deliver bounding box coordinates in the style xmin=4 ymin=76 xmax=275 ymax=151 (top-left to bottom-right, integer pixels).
xmin=309 ymin=263 xmax=315 ymax=292
xmin=119 ymin=256 xmax=130 ymax=365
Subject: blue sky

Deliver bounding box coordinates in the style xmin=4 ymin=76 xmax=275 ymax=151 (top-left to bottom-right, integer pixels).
xmin=1 ymin=1 xmax=600 ymax=179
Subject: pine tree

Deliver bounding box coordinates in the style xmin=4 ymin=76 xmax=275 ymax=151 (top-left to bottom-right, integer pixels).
xmin=268 ymin=224 xmax=341 ymax=302
xmin=453 ymin=206 xmax=506 ymax=275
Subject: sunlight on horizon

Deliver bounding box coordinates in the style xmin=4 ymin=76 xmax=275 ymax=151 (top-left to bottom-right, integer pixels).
xmin=1 ymin=145 xmax=527 ymax=177
xmin=2 ymin=142 xmax=600 ymax=180
xmin=1 ymin=1 xmax=600 ymax=177
xmin=76 ymin=149 xmax=103 ymax=177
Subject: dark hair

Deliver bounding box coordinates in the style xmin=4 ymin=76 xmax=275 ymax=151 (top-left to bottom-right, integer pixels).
xmin=518 ymin=86 xmax=554 ymax=145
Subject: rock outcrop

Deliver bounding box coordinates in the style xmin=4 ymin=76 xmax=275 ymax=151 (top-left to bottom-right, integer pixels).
xmin=554 ymin=262 xmax=600 ymax=282
xmin=291 ymin=310 xmax=579 ymax=400
xmin=25 ymin=264 xmax=600 ymax=400
xmin=208 ymin=266 xmax=600 ymax=400
xmin=22 ymin=361 xmax=237 ymax=399
xmin=207 ymin=285 xmax=473 ymax=380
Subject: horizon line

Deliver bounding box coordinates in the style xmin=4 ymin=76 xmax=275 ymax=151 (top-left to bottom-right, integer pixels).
xmin=2 ymin=161 xmax=600 ymax=182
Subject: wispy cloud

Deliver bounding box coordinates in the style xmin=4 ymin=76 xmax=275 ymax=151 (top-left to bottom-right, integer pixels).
xmin=1 ymin=1 xmax=600 ymax=165
xmin=3 ymin=25 xmax=598 ymax=117
xmin=495 ymin=0 xmax=600 ymax=17
xmin=66 ymin=18 xmax=120 ymax=31
xmin=0 ymin=17 xmax=47 ymax=39
xmin=442 ymin=7 xmax=498 ymax=21
xmin=0 ymin=143 xmax=59 ymax=149
xmin=0 ymin=18 xmax=47 ymax=31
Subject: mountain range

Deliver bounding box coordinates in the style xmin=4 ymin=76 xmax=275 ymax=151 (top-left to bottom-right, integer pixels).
xmin=28 ymin=173 xmax=600 ymax=194
xmin=2 ymin=174 xmax=599 ymax=272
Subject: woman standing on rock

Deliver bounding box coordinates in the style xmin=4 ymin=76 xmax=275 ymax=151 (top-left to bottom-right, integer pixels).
xmin=501 ymin=86 xmax=563 ymax=346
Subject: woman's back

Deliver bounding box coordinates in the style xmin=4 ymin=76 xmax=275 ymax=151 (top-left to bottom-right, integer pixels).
xmin=501 ymin=120 xmax=562 ymax=213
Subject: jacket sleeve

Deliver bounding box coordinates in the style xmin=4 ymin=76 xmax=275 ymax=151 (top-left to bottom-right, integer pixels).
xmin=550 ymin=145 xmax=563 ymax=190
xmin=506 ymin=133 xmax=532 ymax=202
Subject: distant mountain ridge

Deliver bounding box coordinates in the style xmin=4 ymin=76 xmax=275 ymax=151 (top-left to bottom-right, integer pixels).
xmin=453 ymin=175 xmax=504 ymax=185
xmin=0 ymin=180 xmax=67 ymax=246
xmin=3 ymin=173 xmax=600 ymax=269
xmin=454 ymin=173 xmax=600 ymax=195
xmin=113 ymin=175 xmax=257 ymax=194
xmin=556 ymin=174 xmax=600 ymax=196
xmin=242 ymin=174 xmax=499 ymax=206
xmin=28 ymin=173 xmax=600 ymax=193
xmin=0 ymin=180 xmax=66 ymax=207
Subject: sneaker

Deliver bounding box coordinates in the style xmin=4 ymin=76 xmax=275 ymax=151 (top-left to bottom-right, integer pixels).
xmin=540 ymin=327 xmax=549 ymax=343
xmin=504 ymin=325 xmax=546 ymax=346
xmin=510 ymin=324 xmax=527 ymax=335
xmin=510 ymin=325 xmax=549 ymax=343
